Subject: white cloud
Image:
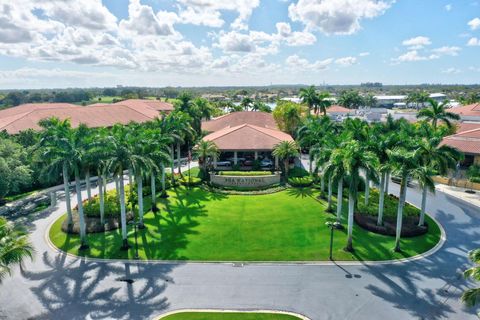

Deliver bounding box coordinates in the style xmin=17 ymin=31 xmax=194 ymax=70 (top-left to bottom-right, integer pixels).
xmin=359 ymin=52 xmax=370 ymax=56
xmin=215 ymin=31 xmax=257 ymax=52
xmin=467 ymin=37 xmax=480 ymax=46
xmin=335 ymin=56 xmax=357 ymax=66
xmin=431 ymin=46 xmax=461 ymax=56
xmin=468 ymin=17 xmax=480 ymax=30
xmin=445 ymin=4 xmax=452 ymax=11
xmin=402 ymin=36 xmax=431 ymax=49
xmin=275 ymin=22 xmax=317 ymax=46
xmin=119 ymin=0 xmax=175 ymax=37
xmin=286 ymin=54 xmax=333 ymax=70
xmin=288 ymin=0 xmax=393 ymax=35
xmin=176 ymin=0 xmax=260 ymax=30
xmin=394 ymin=50 xmax=439 ymax=62
xmin=441 ymin=67 xmax=461 ymax=74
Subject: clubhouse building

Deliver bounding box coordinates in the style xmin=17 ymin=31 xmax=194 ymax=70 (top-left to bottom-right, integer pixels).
xmin=202 ymin=111 xmax=294 ymax=170
xmin=0 ymin=99 xmax=174 ymax=134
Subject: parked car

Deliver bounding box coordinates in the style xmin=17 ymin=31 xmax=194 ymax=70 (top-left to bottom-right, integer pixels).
xmin=260 ymin=159 xmax=273 ymax=168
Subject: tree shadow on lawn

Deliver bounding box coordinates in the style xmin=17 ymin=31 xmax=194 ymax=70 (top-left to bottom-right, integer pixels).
xmin=286 ymin=187 xmax=315 ymax=199
xmin=20 ymin=251 xmax=174 ymax=320
xmin=358 ymin=199 xmax=480 ymax=319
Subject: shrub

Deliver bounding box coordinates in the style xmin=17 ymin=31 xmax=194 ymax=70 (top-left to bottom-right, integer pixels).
xmin=84 ymin=189 xmax=120 ymax=218
xmin=469 ymin=176 xmax=480 ymax=183
xmin=232 ymin=164 xmax=241 ymax=171
xmin=289 ymin=167 xmax=309 ymax=178
xmin=357 ymin=189 xmax=420 ymax=218
xmin=467 ymin=164 xmax=480 ymax=179
xmin=289 ymin=176 xmax=313 ymax=187
xmin=180 ymin=176 xmax=202 ymax=186
xmin=218 ymin=171 xmax=272 ymax=176
xmin=252 ymin=159 xmax=261 ymax=170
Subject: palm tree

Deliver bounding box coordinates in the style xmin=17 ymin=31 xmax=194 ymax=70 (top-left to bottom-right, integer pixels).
xmin=388 ymin=147 xmax=418 ymax=252
xmin=323 ymin=149 xmax=346 ymax=223
xmin=316 ymin=92 xmax=332 ymax=116
xmin=297 ymin=116 xmax=333 ymax=174
xmin=462 ymin=248 xmax=480 ymax=307
xmin=194 ymin=140 xmax=219 ymax=178
xmin=272 ymin=141 xmax=299 ymax=181
xmin=417 ymin=99 xmax=460 ymax=129
xmin=337 ymin=140 xmax=378 ymax=252
xmin=0 ymin=217 xmax=34 ymax=282
xmin=171 ymin=112 xmax=195 ymax=177
xmin=363 ymin=94 xmax=377 ymax=108
xmin=412 ymin=166 xmax=436 ymax=226
xmin=299 ymin=85 xmax=318 ymax=114
xmin=414 ymin=135 xmax=462 ymax=226
xmin=240 ymin=97 xmax=254 ymax=111
xmin=38 ymin=118 xmax=75 ymax=230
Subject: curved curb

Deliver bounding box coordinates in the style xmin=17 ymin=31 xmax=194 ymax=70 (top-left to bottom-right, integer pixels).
xmin=153 ymin=309 xmax=310 ymax=320
xmin=44 ymin=206 xmax=446 ymax=267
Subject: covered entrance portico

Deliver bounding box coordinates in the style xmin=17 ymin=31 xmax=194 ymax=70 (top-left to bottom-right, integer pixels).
xmin=214 ymin=150 xmax=279 ymax=170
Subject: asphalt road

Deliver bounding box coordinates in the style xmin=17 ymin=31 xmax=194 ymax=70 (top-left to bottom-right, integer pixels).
xmin=0 ymin=164 xmax=479 ymax=320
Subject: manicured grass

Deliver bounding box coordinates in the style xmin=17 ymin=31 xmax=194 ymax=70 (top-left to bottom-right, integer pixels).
xmin=159 ymin=312 xmax=302 ymax=320
xmin=49 ymin=187 xmax=441 ymax=261
xmin=4 ymin=190 xmax=37 ymax=203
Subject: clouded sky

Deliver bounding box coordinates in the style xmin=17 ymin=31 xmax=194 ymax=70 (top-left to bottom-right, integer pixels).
xmin=0 ymin=0 xmax=479 ymax=89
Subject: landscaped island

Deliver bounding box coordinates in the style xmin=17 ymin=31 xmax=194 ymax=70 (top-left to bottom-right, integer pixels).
xmin=49 ymin=186 xmax=441 ymax=262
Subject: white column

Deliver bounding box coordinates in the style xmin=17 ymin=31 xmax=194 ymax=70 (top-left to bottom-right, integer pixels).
xmin=254 ymin=151 xmax=258 ymax=160
xmin=275 ymin=156 xmax=279 ymax=170
xmin=234 ymin=151 xmax=238 ymax=165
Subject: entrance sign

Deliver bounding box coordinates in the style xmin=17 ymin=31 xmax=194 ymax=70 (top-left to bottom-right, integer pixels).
xmin=210 ymin=173 xmax=280 ymax=188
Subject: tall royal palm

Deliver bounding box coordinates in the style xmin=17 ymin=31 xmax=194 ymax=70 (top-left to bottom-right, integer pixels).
xmin=388 ymin=147 xmax=418 ymax=252
xmin=417 ymin=99 xmax=460 ymax=130
xmin=317 ymin=92 xmax=332 ymax=116
xmin=38 ymin=118 xmax=75 ymax=230
xmin=323 ymin=149 xmax=347 ymax=223
xmin=273 ymin=141 xmax=299 ymax=181
xmin=299 ymin=85 xmax=318 ymax=114
xmin=462 ymin=248 xmax=480 ymax=308
xmin=337 ymin=140 xmax=378 ymax=252
xmin=171 ymin=112 xmax=196 ymax=177
xmin=0 ymin=217 xmax=34 ymax=282
xmin=414 ymin=135 xmax=461 ymax=226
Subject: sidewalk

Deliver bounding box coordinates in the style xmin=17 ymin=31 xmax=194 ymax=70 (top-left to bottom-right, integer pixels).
xmin=435 ymin=183 xmax=480 ymax=208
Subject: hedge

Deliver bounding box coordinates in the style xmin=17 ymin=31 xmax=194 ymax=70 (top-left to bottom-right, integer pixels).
xmin=357 ymin=189 xmax=420 ymax=218
xmin=289 ymin=176 xmax=313 ymax=187
xmin=180 ymin=176 xmax=203 ymax=186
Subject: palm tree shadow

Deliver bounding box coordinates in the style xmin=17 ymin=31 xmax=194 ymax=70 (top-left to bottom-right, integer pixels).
xmin=286 ymin=187 xmax=314 ymax=199
xmin=20 ymin=251 xmax=174 ymax=320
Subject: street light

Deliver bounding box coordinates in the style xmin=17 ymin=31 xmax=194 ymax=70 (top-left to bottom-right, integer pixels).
xmin=128 ymin=219 xmax=140 ymax=260
xmin=326 ymin=221 xmax=341 ymax=261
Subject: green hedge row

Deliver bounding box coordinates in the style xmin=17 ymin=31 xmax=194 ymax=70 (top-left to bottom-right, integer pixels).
xmin=289 ymin=176 xmax=313 ymax=187
xmin=218 ymin=171 xmax=273 ymax=176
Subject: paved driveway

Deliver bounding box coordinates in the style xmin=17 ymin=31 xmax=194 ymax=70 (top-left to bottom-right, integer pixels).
xmin=0 ymin=170 xmax=479 ymax=320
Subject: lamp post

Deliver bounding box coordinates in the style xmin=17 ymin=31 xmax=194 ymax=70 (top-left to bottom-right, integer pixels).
xmin=128 ymin=220 xmax=140 ymax=260
xmin=326 ymin=221 xmax=341 ymax=260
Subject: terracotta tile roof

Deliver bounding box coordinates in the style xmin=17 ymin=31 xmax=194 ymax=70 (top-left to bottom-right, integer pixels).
xmin=0 ymin=99 xmax=174 ymax=134
xmin=442 ymin=127 xmax=480 ymax=154
xmin=326 ymin=105 xmax=352 ymax=113
xmin=203 ymin=123 xmax=294 ymax=151
xmin=449 ymin=103 xmax=480 ymax=116
xmin=456 ymin=122 xmax=480 ymax=134
xmin=202 ymin=111 xmax=278 ymax=132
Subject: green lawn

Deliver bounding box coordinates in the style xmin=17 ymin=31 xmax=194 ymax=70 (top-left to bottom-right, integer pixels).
xmin=49 ymin=187 xmax=441 ymax=261
xmin=159 ymin=312 xmax=302 ymax=320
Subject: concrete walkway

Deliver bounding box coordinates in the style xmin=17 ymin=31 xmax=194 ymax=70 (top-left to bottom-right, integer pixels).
xmin=435 ymin=183 xmax=480 ymax=208
xmin=0 ymin=162 xmax=479 ymax=320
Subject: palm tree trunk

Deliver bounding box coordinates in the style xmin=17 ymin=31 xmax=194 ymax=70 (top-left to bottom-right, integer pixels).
xmin=62 ymin=162 xmax=73 ymax=229
xmin=377 ymin=171 xmax=386 ymax=226
xmin=137 ymin=173 xmax=145 ymax=228
xmin=320 ymin=173 xmax=325 ymax=193
xmin=151 ymin=173 xmax=158 ymax=212
xmin=128 ymin=169 xmax=133 ymax=191
xmin=327 ymin=175 xmax=333 ymax=211
xmin=85 ymin=168 xmax=91 ymax=201
xmin=119 ymin=171 xmax=129 ymax=250
xmin=336 ymin=178 xmax=343 ymax=222
xmin=384 ymin=171 xmax=390 ymax=194
xmin=170 ymin=144 xmax=175 ymax=184
xmin=99 ymin=175 xmax=105 ymax=225
xmin=74 ymin=165 xmax=88 ymax=250
xmin=365 ymin=176 xmax=370 ymax=205
xmin=394 ymin=176 xmax=407 ymax=252
xmin=418 ymin=186 xmax=427 ymax=226
xmin=346 ymin=190 xmax=355 ymax=252
xmin=114 ymin=174 xmax=120 ymax=201
xmin=161 ymin=163 xmax=167 ymax=197
xmin=284 ymin=159 xmax=289 ymax=181
xmin=308 ymin=150 xmax=312 ymax=174
xmin=177 ymin=143 xmax=182 ymax=175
